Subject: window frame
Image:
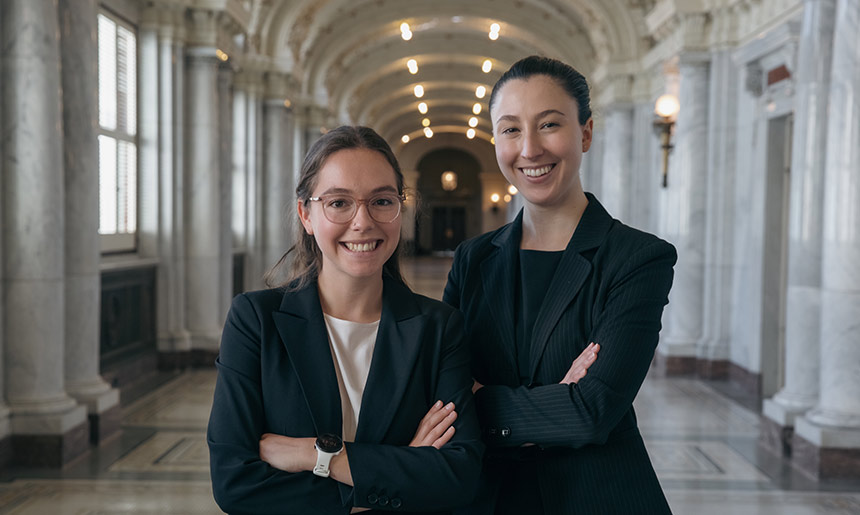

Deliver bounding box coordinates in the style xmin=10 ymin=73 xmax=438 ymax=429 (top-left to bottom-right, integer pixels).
xmin=97 ymin=7 xmax=139 ymax=254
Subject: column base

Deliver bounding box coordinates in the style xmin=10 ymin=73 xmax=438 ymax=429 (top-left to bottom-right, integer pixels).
xmin=12 ymin=421 xmax=90 ymax=467
xmin=792 ymin=417 xmax=860 ymax=480
xmin=696 ymin=358 xmax=729 ymax=380
xmin=158 ymin=349 xmax=219 ymax=369
xmin=760 ymin=409 xmax=794 ymax=457
xmin=89 ymin=404 xmax=122 ymax=445
xmin=652 ymin=352 xmax=697 ymax=376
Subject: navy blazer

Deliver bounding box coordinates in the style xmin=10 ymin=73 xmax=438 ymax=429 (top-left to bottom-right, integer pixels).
xmin=444 ymin=194 xmax=675 ymax=515
xmin=208 ymin=275 xmax=484 ymax=515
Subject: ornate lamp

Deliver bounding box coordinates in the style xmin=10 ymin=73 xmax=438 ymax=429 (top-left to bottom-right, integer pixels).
xmin=653 ymin=94 xmax=680 ymax=188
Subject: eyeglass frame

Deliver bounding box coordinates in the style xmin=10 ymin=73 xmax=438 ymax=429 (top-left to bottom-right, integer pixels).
xmin=305 ymin=192 xmax=406 ymax=224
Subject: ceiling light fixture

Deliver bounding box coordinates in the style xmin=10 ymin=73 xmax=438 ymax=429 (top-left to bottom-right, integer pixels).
xmin=482 ymin=59 xmax=492 ymax=73
xmin=475 ymin=85 xmax=486 ymax=98
xmin=423 ymin=127 xmax=434 ymax=138
xmin=418 ymin=102 xmax=428 ymax=114
xmin=407 ymin=58 xmax=418 ymax=74
xmin=401 ymin=135 xmax=410 ymax=143
xmin=466 ymin=128 xmax=476 ymax=139
xmin=414 ymin=84 xmax=424 ymax=98
xmin=472 ymin=103 xmax=482 ymax=115
xmin=468 ymin=116 xmax=478 ymax=127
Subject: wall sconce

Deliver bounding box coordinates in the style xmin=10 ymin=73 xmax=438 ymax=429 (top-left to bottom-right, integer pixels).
xmin=653 ymin=94 xmax=680 ymax=188
xmin=490 ymin=193 xmax=500 ymax=213
xmin=441 ymin=171 xmax=457 ymax=191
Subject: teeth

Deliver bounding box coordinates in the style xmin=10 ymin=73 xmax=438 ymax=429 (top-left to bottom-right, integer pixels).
xmin=345 ymin=241 xmax=378 ymax=252
xmin=522 ymin=165 xmax=552 ymax=177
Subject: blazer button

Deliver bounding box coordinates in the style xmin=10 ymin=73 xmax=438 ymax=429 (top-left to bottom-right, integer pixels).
xmin=391 ymin=498 xmax=402 ymax=509
xmin=367 ymin=493 xmax=378 ymax=505
xmin=378 ymin=495 xmax=390 ymax=506
xmin=501 ymin=427 xmax=511 ymax=437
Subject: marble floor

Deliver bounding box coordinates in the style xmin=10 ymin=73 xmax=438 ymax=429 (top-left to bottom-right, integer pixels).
xmin=1 ymin=256 xmax=859 ymax=514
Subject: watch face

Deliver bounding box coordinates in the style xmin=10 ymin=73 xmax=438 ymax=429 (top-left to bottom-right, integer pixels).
xmin=316 ymin=433 xmax=343 ymax=453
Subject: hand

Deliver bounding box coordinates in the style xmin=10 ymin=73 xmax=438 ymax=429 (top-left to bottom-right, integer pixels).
xmin=259 ymin=433 xmax=316 ymax=473
xmin=559 ymin=342 xmax=600 ymax=384
xmin=409 ymin=400 xmax=457 ymax=449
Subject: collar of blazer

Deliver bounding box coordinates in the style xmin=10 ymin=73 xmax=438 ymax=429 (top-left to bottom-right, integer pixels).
xmin=480 ymin=192 xmax=614 ymax=382
xmin=272 ymin=274 xmax=427 ymax=443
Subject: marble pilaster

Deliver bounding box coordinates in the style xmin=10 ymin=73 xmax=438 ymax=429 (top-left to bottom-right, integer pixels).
xmin=171 ymin=34 xmax=190 ymax=353
xmin=794 ymin=0 xmax=860 ymax=478
xmin=695 ymin=49 xmax=740 ymax=378
xmin=628 ymin=102 xmax=659 ymax=234
xmin=0 ymin=16 xmax=9 ymax=463
xmin=58 ymin=0 xmax=119 ymax=442
xmin=599 ymin=106 xmax=634 ymax=222
xmin=1 ymin=0 xmax=87 ymax=465
xmin=156 ymin=21 xmax=191 ymax=357
xmin=184 ymin=50 xmax=229 ymax=350
xmin=765 ymin=0 xmax=836 ymax=430
xmin=262 ymin=101 xmax=294 ymax=280
xmin=218 ymin=64 xmax=234 ymax=308
xmin=245 ymin=85 xmax=265 ymax=290
xmin=656 ymin=55 xmax=710 ymax=370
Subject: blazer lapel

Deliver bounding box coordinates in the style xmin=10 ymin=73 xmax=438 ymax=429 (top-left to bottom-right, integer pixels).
xmin=529 ymin=194 xmax=614 ymax=379
xmin=272 ymin=284 xmax=343 ymax=436
xmin=355 ymin=276 xmax=425 ymax=444
xmin=479 ymin=212 xmax=522 ymax=380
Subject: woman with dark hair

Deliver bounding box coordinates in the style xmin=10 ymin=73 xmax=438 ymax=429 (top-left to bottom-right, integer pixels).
xmin=208 ymin=125 xmax=483 ymax=515
xmin=445 ymin=56 xmax=676 ymax=514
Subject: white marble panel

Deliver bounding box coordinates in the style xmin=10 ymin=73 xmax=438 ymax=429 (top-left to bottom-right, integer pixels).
xmin=660 ymin=58 xmax=710 ymax=352
xmin=813 ymin=291 xmax=860 ymax=424
xmin=600 ymin=106 xmax=634 ymax=222
xmin=263 ymin=102 xmax=293 ymax=274
xmin=698 ymin=50 xmax=739 ymax=362
xmin=629 ymin=102 xmax=658 ymax=233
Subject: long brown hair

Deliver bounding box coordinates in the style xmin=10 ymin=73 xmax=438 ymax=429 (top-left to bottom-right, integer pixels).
xmin=264 ymin=125 xmax=407 ymax=291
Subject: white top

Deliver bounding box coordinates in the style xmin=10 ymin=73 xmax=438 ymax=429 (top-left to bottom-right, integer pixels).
xmin=323 ymin=313 xmax=379 ymax=442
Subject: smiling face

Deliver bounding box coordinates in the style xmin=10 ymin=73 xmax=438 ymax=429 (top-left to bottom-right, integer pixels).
xmin=297 ymin=147 xmax=402 ymax=285
xmin=491 ymin=75 xmax=593 ymax=209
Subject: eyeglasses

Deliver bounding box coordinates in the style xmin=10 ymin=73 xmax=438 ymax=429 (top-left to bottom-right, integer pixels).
xmin=306 ymin=193 xmax=405 ymax=224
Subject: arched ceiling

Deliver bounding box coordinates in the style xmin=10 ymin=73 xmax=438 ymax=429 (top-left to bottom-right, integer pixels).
xmin=254 ymin=0 xmax=656 ymax=148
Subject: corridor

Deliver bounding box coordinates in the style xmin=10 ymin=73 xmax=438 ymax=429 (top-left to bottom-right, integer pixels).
xmin=0 ymin=257 xmax=858 ymax=514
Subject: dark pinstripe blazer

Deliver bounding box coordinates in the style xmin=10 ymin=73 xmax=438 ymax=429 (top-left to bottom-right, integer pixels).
xmin=444 ymin=193 xmax=675 ymax=515
xmin=208 ymin=275 xmax=483 ymax=515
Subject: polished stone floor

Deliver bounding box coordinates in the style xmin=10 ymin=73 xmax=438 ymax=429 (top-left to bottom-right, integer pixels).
xmin=1 ymin=257 xmax=859 ymax=514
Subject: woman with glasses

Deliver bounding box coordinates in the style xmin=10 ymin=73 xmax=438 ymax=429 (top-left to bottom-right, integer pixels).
xmin=208 ymin=125 xmax=483 ymax=515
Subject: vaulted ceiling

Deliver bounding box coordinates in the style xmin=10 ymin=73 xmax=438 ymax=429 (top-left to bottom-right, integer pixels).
xmin=247 ymin=0 xmax=657 ymax=146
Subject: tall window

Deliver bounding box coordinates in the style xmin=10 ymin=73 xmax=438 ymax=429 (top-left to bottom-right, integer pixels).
xmin=98 ymin=11 xmax=137 ymax=252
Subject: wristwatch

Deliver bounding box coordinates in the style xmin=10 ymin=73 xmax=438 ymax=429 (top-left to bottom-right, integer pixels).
xmin=312 ymin=433 xmax=343 ymax=477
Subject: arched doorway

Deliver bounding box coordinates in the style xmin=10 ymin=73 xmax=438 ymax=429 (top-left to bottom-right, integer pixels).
xmin=415 ymin=148 xmax=482 ymax=254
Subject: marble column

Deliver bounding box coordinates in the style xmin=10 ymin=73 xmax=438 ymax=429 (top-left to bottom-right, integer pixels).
xmin=156 ymin=19 xmax=191 ymax=362
xmin=794 ymin=0 xmax=860 ymax=479
xmin=656 ymin=55 xmax=710 ymax=374
xmin=171 ymin=32 xmax=190 ymax=353
xmin=1 ymin=0 xmax=88 ymax=467
xmin=243 ymin=83 xmax=266 ymax=290
xmin=581 ymin=118 xmax=604 ymax=197
xmin=628 ymin=101 xmax=659 ymax=234
xmin=58 ymin=0 xmax=120 ymax=444
xmin=401 ymin=169 xmax=419 ymax=253
xmin=185 ymin=50 xmax=228 ymax=350
xmin=262 ymin=101 xmax=294 ymax=281
xmin=696 ymin=49 xmax=740 ymax=379
xmin=0 ymin=29 xmax=9 ymax=466
xmin=218 ymin=64 xmax=234 ymax=310
xmin=764 ymin=0 xmax=836 ymax=436
xmin=600 ymin=106 xmax=634 ymax=222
